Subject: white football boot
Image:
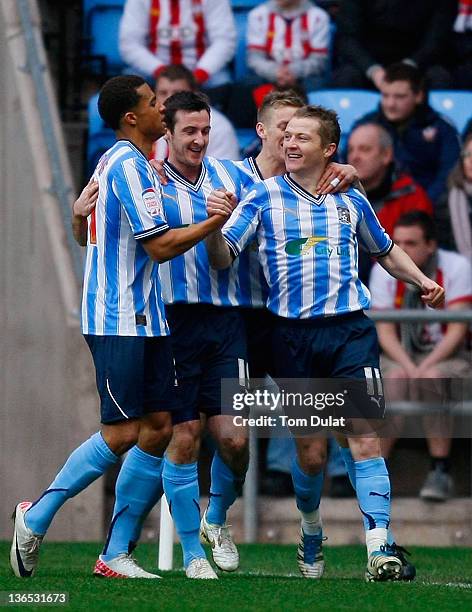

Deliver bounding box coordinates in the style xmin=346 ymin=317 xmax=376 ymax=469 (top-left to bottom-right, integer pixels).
xmin=365 ymin=545 xmax=403 ymax=582
xmin=93 ymin=554 xmax=161 ymax=578
xmin=10 ymin=501 xmax=44 ymax=578
xmin=200 ymin=509 xmax=239 ymax=571
xmin=185 ymin=557 xmax=218 ymax=579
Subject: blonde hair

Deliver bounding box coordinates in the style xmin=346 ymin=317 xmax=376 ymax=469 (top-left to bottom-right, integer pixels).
xmin=257 ymin=90 xmax=305 ymax=123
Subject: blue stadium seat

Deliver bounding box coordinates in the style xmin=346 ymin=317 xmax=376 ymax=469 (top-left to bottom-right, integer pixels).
xmin=307 ymin=89 xmax=380 ymax=152
xmin=231 ymin=0 xmax=260 ymax=7
xmin=429 ymin=90 xmax=472 ymax=134
xmin=233 ymin=9 xmax=249 ymax=82
xmin=87 ymin=93 xmax=114 ymax=175
xmin=83 ymin=1 xmax=126 ymax=78
xmin=236 ymin=128 xmax=258 ymax=157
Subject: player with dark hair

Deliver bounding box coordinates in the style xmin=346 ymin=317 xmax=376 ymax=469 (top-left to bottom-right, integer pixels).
xmin=10 ymin=75 xmax=235 ymax=580
xmin=153 ymin=65 xmax=239 ymax=160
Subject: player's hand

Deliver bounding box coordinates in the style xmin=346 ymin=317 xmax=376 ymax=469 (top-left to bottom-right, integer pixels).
xmin=207 ymin=189 xmax=237 ymax=218
xmin=420 ymin=278 xmax=445 ymax=308
xmin=150 ymin=159 xmax=168 ymax=185
xmin=316 ymin=163 xmax=359 ymax=194
xmin=73 ymin=179 xmax=98 ymax=217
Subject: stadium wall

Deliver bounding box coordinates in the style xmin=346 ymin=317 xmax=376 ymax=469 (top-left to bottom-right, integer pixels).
xmin=0 ymin=0 xmax=103 ymax=541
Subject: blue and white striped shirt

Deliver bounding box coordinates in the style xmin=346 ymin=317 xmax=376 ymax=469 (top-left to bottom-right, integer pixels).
xmin=229 ymin=157 xmax=269 ymax=308
xmin=223 ymin=174 xmax=393 ymax=319
xmin=159 ymin=156 xmax=263 ymax=307
xmin=82 ymin=140 xmax=169 ymax=336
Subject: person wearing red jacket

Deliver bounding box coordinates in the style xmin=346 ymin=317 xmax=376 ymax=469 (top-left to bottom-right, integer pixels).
xmin=347 ymin=122 xmax=433 ymax=283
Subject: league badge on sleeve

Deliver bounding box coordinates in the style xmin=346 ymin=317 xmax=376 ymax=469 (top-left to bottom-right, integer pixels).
xmin=142 ymin=188 xmax=163 ymax=218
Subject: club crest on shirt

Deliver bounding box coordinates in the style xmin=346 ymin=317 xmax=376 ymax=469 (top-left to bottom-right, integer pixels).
xmin=142 ymin=188 xmax=163 ymax=217
xmin=337 ymin=207 xmax=351 ymax=225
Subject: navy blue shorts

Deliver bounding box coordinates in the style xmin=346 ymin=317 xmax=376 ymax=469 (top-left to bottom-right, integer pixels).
xmin=165 ymin=304 xmax=247 ymax=424
xmin=84 ymin=335 xmax=180 ymax=424
xmin=240 ymin=307 xmax=275 ymax=379
xmin=272 ymin=311 xmax=385 ymax=419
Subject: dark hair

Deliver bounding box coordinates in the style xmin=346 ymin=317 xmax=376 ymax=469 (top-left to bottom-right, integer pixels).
xmin=98 ymin=75 xmax=146 ymax=131
xmin=292 ymin=105 xmax=341 ymax=148
xmin=257 ymin=90 xmax=305 ymax=123
xmin=163 ymin=91 xmax=211 ymax=133
xmin=394 ymin=210 xmax=437 ymax=241
xmin=384 ymin=62 xmax=425 ymax=94
xmin=156 ymin=64 xmax=196 ymax=90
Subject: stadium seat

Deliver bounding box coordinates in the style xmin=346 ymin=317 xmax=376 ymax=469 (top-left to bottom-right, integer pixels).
xmin=233 ymin=8 xmax=249 ymax=82
xmin=236 ymin=128 xmax=258 ymax=158
xmin=307 ymin=89 xmax=380 ymax=152
xmin=231 ymin=0 xmax=260 ymax=7
xmin=429 ymin=90 xmax=472 ymax=134
xmin=87 ymin=93 xmax=114 ymax=175
xmin=82 ymin=1 xmax=126 ymax=78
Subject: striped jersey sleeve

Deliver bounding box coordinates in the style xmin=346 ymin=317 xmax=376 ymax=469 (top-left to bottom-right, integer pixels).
xmin=222 ymin=185 xmax=264 ymax=257
xmin=350 ymin=188 xmax=393 ymax=256
xmin=111 ymin=154 xmax=169 ymax=241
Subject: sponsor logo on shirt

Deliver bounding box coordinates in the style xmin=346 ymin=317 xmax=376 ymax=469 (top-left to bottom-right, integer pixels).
xmin=285 ymin=236 xmax=350 ymax=257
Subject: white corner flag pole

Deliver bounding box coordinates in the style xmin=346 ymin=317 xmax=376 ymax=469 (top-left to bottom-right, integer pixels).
xmin=158 ymin=495 xmax=174 ymax=570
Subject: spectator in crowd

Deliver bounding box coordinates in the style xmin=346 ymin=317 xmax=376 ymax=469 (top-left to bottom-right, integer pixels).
xmin=315 ymin=1 xmax=340 ymax=21
xmin=436 ymin=133 xmax=472 ymax=260
xmin=444 ymin=0 xmax=472 ymax=89
xmin=119 ymin=0 xmax=236 ymax=107
xmin=356 ymin=63 xmax=461 ymax=206
xmin=370 ymin=211 xmax=472 ymax=502
xmin=246 ymin=0 xmax=330 ymax=94
xmin=332 ymin=0 xmax=456 ymax=90
xmin=227 ymin=0 xmax=328 ymax=129
xmin=347 ymin=122 xmax=433 ymax=283
xmin=464 ymin=117 xmax=472 ymax=140
xmin=152 ymin=65 xmax=240 ymax=160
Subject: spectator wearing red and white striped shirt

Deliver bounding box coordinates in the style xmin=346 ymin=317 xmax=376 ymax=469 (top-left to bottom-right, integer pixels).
xmin=119 ymin=0 xmax=236 ymax=89
xmin=246 ymin=0 xmax=330 ymax=92
xmin=446 ymin=0 xmax=472 ymax=89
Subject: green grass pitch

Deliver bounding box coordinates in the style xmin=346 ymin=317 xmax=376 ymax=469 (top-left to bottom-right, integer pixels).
xmin=0 ymin=543 xmax=471 ymax=611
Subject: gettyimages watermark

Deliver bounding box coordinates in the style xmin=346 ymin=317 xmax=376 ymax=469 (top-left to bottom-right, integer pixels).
xmin=220 ymin=377 xmax=472 ymax=438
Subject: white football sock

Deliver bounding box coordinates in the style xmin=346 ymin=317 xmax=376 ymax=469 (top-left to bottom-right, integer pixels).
xmin=301 ymin=509 xmax=322 ymax=535
xmin=366 ymin=527 xmax=388 ymax=556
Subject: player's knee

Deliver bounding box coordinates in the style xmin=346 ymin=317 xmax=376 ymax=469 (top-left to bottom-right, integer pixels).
xmin=168 ymin=421 xmax=201 ymax=463
xmin=350 ymin=437 xmax=381 ymax=461
xmin=219 ymin=436 xmax=249 ymax=472
xmin=297 ymin=445 xmax=327 ymax=475
xmin=221 ymin=436 xmax=248 ymax=458
xmin=103 ymin=423 xmax=140 ymax=455
xmin=139 ymin=419 xmax=173 ymax=453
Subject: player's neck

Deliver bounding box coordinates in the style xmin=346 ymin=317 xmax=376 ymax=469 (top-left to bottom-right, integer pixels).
xmin=116 ymin=130 xmax=154 ymax=159
xmin=255 ymin=150 xmax=286 ymax=179
xmin=167 ymin=154 xmax=202 ymax=183
xmin=290 ymin=166 xmax=325 ymax=195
